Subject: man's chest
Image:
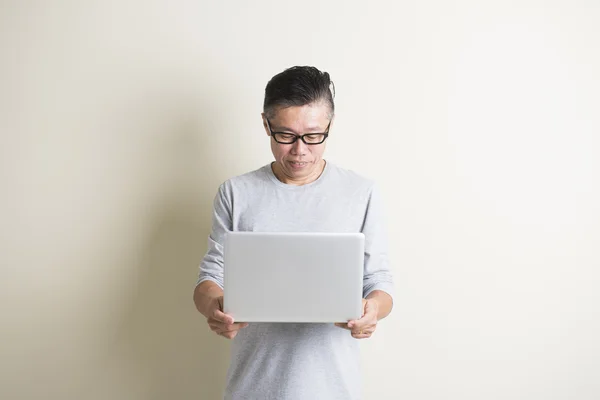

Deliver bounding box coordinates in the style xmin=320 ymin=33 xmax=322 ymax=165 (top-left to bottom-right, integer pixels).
xmin=232 ymin=190 xmax=368 ymax=233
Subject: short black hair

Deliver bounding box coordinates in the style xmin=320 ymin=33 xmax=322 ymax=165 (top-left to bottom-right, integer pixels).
xmin=263 ymin=66 xmax=335 ymax=119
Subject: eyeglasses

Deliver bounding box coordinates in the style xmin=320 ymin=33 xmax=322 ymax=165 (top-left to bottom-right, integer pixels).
xmin=266 ymin=118 xmax=330 ymax=145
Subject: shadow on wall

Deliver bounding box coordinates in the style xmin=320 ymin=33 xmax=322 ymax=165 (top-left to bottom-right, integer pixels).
xmin=114 ymin=100 xmax=231 ymax=399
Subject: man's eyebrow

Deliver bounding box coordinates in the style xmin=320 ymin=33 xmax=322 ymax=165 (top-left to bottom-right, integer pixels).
xmin=271 ymin=125 xmax=325 ymax=133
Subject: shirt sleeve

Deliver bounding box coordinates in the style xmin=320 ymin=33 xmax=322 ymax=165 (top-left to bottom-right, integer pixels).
xmin=361 ymin=182 xmax=395 ymax=304
xmin=195 ymin=183 xmax=232 ymax=289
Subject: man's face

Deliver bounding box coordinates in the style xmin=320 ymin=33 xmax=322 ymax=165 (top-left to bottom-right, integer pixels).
xmin=262 ymin=101 xmax=332 ymax=184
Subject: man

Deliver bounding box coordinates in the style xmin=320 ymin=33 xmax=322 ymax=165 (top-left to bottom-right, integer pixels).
xmin=193 ymin=66 xmax=394 ymax=400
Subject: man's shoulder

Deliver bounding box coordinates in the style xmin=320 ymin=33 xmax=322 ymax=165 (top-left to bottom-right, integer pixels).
xmin=217 ymin=164 xmax=270 ymax=194
xmin=230 ymin=164 xmax=270 ymax=183
xmin=327 ymin=162 xmax=376 ymax=190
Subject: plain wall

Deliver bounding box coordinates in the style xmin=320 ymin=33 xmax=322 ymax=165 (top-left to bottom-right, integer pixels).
xmin=1 ymin=1 xmax=599 ymax=399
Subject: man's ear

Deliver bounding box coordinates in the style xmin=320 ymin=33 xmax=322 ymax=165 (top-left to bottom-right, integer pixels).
xmin=261 ymin=113 xmax=270 ymax=136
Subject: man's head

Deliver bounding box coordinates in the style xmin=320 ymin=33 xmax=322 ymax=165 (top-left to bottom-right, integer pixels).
xmin=262 ymin=66 xmax=335 ymax=185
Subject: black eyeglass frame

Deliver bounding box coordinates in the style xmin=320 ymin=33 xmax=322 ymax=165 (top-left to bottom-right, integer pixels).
xmin=265 ymin=118 xmax=331 ymax=145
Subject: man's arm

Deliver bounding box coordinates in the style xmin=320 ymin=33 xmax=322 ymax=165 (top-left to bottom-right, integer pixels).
xmin=366 ymin=289 xmax=393 ymax=321
xmin=361 ymin=182 xmax=395 ymax=311
xmin=194 ymin=278 xmax=248 ymax=339
xmin=336 ymin=290 xmax=393 ymax=338
xmin=194 ymin=280 xmax=224 ymax=318
xmin=194 ymin=183 xmax=248 ymax=339
xmin=336 ymin=182 xmax=395 ymax=339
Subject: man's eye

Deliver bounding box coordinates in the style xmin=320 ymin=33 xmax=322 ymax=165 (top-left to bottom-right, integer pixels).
xmin=305 ymin=135 xmax=323 ymax=142
xmin=279 ymin=134 xmax=295 ymax=139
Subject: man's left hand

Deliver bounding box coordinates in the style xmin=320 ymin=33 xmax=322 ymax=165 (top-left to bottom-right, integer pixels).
xmin=335 ymin=299 xmax=379 ymax=339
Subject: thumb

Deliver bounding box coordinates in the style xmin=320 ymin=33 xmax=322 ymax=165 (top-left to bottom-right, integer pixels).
xmin=365 ymin=299 xmax=378 ymax=317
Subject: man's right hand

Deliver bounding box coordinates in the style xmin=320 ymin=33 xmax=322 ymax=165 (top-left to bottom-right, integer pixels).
xmin=206 ymin=296 xmax=249 ymax=339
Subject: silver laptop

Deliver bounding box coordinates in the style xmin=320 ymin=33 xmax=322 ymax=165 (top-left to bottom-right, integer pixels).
xmin=223 ymin=232 xmax=364 ymax=323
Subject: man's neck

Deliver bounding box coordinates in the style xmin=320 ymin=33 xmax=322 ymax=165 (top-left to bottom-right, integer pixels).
xmin=272 ymin=159 xmax=326 ymax=186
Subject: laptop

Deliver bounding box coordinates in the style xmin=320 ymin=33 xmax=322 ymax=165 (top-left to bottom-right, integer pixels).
xmin=223 ymin=232 xmax=365 ymax=323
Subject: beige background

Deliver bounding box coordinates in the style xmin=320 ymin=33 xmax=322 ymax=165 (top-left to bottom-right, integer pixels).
xmin=1 ymin=1 xmax=599 ymax=399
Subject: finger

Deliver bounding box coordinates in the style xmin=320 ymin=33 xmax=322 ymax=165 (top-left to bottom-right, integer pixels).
xmin=208 ymin=321 xmax=229 ymax=333
xmin=351 ymin=321 xmax=377 ymax=336
xmin=349 ymin=311 xmax=377 ymax=332
xmin=363 ymin=300 xmax=378 ymax=318
xmin=347 ymin=317 xmax=372 ymax=328
xmin=334 ymin=322 xmax=352 ymax=330
xmin=211 ymin=309 xmax=234 ymax=324
xmin=356 ymin=307 xmax=377 ymax=324
xmin=216 ymin=324 xmax=248 ymax=335
xmin=347 ymin=299 xmax=369 ymax=330
xmin=209 ymin=321 xmax=248 ymax=332
xmin=229 ymin=322 xmax=249 ymax=331
xmin=351 ymin=325 xmax=375 ymax=338
xmin=351 ymin=329 xmax=373 ymax=339
xmin=218 ymin=330 xmax=238 ymax=340
xmin=348 ymin=319 xmax=367 ymax=333
xmin=361 ymin=299 xmax=368 ymax=316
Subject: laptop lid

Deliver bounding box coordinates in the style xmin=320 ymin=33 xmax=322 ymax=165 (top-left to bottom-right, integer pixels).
xmin=223 ymin=232 xmax=364 ymax=323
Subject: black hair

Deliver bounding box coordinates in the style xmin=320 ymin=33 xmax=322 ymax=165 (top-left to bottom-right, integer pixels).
xmin=263 ymin=66 xmax=335 ymax=119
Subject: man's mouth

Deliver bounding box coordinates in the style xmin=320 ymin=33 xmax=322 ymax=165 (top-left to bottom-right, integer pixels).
xmin=289 ymin=161 xmax=308 ymax=167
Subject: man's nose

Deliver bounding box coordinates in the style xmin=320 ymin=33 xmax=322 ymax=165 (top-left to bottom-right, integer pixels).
xmin=291 ymin=137 xmax=307 ymax=154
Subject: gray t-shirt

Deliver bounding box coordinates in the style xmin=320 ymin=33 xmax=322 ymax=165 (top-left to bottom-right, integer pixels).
xmin=197 ymin=161 xmax=394 ymax=400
